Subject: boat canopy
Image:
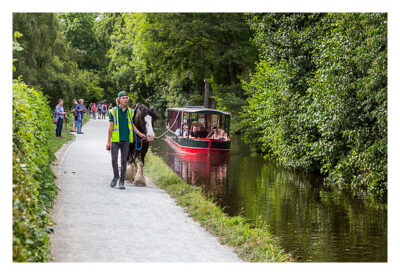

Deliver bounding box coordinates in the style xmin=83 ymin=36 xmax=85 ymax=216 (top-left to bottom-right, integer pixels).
xmin=167 ymin=107 xmax=231 ymax=116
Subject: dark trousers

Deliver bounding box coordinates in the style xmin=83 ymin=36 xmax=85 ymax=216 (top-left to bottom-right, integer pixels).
xmin=56 ymin=118 xmax=63 ymax=137
xmin=111 ymin=141 xmax=130 ymax=183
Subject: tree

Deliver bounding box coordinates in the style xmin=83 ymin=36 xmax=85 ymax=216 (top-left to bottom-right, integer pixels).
xmin=241 ymin=13 xmax=387 ymax=197
xmin=106 ymin=13 xmax=257 ymax=122
xmin=13 ymin=13 xmax=104 ymax=107
xmin=59 ymin=13 xmax=102 ymax=71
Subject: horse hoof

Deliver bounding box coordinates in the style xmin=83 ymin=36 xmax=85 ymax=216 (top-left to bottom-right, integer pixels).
xmin=134 ymin=178 xmax=146 ymax=187
xmin=125 ymin=164 xmax=137 ymax=182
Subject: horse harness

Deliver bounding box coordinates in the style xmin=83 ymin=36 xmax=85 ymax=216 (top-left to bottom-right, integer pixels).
xmin=132 ymin=103 xmax=144 ymax=151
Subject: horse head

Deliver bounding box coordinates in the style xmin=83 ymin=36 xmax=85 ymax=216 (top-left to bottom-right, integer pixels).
xmin=134 ymin=104 xmax=158 ymax=142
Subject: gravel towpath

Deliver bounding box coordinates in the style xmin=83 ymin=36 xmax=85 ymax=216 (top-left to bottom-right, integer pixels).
xmin=49 ymin=118 xmax=240 ymax=262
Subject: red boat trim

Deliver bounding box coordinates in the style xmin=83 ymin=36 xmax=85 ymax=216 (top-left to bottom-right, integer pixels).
xmin=165 ymin=135 xmax=230 ymax=154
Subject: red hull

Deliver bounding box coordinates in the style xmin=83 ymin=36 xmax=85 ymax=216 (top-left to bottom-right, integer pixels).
xmin=166 ymin=135 xmax=230 ymax=154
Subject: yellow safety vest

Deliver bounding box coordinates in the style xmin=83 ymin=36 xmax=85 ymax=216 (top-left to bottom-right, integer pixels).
xmin=109 ymin=107 xmax=134 ymax=143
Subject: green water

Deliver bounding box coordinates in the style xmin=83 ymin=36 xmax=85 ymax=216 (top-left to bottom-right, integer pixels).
xmin=151 ymin=121 xmax=387 ymax=262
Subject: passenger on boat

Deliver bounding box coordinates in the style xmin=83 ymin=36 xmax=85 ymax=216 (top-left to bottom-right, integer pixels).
xmin=175 ymin=127 xmax=182 ymax=136
xmin=189 ymin=125 xmax=202 ymax=139
xmin=198 ymin=123 xmax=208 ymax=138
xmin=183 ymin=125 xmax=189 ymax=138
xmin=206 ymin=126 xmax=218 ymax=139
xmin=217 ymin=129 xmax=230 ymax=141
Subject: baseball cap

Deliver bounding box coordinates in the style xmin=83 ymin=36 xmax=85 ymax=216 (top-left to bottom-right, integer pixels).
xmin=118 ymin=91 xmax=128 ymax=98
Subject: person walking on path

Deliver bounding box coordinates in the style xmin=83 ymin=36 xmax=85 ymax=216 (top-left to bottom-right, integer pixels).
xmin=88 ymin=103 xmax=93 ymax=119
xmin=55 ymin=99 xmax=67 ymax=138
xmin=70 ymin=99 xmax=78 ymax=132
xmin=106 ymin=91 xmax=146 ymax=190
xmin=102 ymin=103 xmax=107 ymax=120
xmin=92 ymin=103 xmax=97 ymax=120
xmin=76 ymin=99 xmax=86 ymax=134
xmin=97 ymin=103 xmax=102 ymax=119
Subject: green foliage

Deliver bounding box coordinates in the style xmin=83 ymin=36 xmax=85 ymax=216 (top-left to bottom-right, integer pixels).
xmin=309 ymin=14 xmax=387 ymax=196
xmin=241 ymin=13 xmax=387 ymax=197
xmin=13 ymin=13 xmax=59 ymax=89
xmin=13 ymin=31 xmax=24 ymax=71
xmin=13 ymin=13 xmax=104 ymax=107
xmin=13 ymin=79 xmax=57 ymax=261
xmin=105 ymin=13 xmax=257 ymax=120
xmin=59 ymin=13 xmax=102 ymax=70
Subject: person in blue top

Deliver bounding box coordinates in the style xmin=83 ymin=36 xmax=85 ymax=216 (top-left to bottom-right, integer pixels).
xmin=55 ymin=99 xmax=67 ymax=138
xmin=76 ymin=99 xmax=86 ymax=134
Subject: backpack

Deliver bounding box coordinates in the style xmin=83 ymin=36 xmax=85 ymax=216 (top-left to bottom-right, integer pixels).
xmin=53 ymin=111 xmax=58 ymax=124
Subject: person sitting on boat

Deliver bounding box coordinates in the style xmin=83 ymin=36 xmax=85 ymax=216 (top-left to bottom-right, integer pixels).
xmin=217 ymin=129 xmax=230 ymax=141
xmin=206 ymin=126 xmax=218 ymax=139
xmin=189 ymin=124 xmax=202 ymax=139
xmin=198 ymin=123 xmax=208 ymax=138
xmin=175 ymin=127 xmax=182 ymax=136
xmin=175 ymin=123 xmax=187 ymax=136
xmin=183 ymin=125 xmax=189 ymax=138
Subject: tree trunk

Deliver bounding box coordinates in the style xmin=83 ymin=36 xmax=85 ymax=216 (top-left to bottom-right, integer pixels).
xmin=204 ymin=79 xmax=209 ymax=108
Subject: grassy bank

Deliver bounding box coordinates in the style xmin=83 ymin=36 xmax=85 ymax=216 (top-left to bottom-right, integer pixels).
xmin=48 ymin=113 xmax=89 ymax=154
xmin=48 ymin=129 xmax=75 ymax=154
xmin=144 ymin=151 xmax=292 ymax=262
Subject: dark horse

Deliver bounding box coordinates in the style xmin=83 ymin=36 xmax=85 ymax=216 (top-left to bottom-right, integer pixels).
xmin=125 ymin=104 xmax=157 ymax=186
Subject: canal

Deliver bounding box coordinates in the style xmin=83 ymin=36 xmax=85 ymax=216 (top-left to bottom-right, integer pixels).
xmin=150 ymin=120 xmax=387 ymax=262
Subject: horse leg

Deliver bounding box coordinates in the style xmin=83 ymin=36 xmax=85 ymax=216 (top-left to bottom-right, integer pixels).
xmin=133 ymin=161 xmax=145 ymax=186
xmin=134 ymin=144 xmax=148 ymax=186
xmin=125 ymin=145 xmax=137 ymax=182
xmin=128 ymin=143 xmax=135 ymax=164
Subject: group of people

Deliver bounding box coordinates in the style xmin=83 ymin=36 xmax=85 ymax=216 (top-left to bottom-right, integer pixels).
xmin=54 ymin=98 xmax=86 ymax=137
xmin=55 ymin=99 xmax=115 ymax=138
xmin=87 ymin=102 xmax=113 ymax=120
xmin=174 ymin=123 xmax=230 ymax=141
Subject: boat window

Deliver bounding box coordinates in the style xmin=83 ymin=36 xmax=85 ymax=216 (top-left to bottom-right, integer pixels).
xmin=210 ymin=114 xmax=219 ymax=128
xmin=183 ymin=112 xmax=190 ymax=127
xmin=168 ymin=110 xmax=180 ymax=132
xmin=198 ymin=114 xmax=205 ymax=124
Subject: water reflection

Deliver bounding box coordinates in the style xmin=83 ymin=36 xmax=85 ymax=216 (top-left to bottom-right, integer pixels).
xmin=151 ymin=121 xmax=387 ymax=262
xmin=164 ymin=146 xmax=230 ymax=198
xmin=224 ymin=157 xmax=387 ymax=262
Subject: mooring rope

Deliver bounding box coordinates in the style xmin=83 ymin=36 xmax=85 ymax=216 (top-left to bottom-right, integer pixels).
xmin=155 ymin=110 xmax=180 ymax=139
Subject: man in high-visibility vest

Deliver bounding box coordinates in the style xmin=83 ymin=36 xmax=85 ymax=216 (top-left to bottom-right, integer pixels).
xmin=106 ymin=91 xmax=146 ymax=189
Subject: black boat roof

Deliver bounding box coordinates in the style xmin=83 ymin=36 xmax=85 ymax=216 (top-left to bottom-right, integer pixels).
xmin=167 ymin=107 xmax=231 ymax=116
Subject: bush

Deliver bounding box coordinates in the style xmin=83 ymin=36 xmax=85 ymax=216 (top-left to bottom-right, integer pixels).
xmin=13 ymin=79 xmax=57 ymax=261
xmin=241 ymin=13 xmax=387 ymax=197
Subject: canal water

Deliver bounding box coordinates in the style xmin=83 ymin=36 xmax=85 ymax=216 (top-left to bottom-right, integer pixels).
xmin=150 ymin=120 xmax=387 ymax=262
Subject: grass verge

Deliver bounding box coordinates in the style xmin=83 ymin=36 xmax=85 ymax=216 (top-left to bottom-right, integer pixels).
xmin=48 ymin=113 xmax=90 ymax=154
xmin=48 ymin=120 xmax=75 ymax=154
xmin=144 ymin=151 xmax=292 ymax=262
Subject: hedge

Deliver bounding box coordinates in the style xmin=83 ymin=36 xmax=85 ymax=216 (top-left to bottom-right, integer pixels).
xmin=13 ymin=79 xmax=57 ymax=261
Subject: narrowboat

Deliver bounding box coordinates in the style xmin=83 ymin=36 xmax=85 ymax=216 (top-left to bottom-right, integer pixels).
xmin=165 ymin=106 xmax=231 ymax=154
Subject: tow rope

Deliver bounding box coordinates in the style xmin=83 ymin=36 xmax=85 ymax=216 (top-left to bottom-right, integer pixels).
xmin=154 ymin=110 xmax=180 ymax=139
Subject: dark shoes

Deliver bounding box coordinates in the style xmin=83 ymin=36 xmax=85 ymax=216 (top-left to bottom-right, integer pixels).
xmin=110 ymin=177 xmax=119 ymax=188
xmin=111 ymin=177 xmax=125 ymax=190
xmin=77 ymin=132 xmax=84 ymax=134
